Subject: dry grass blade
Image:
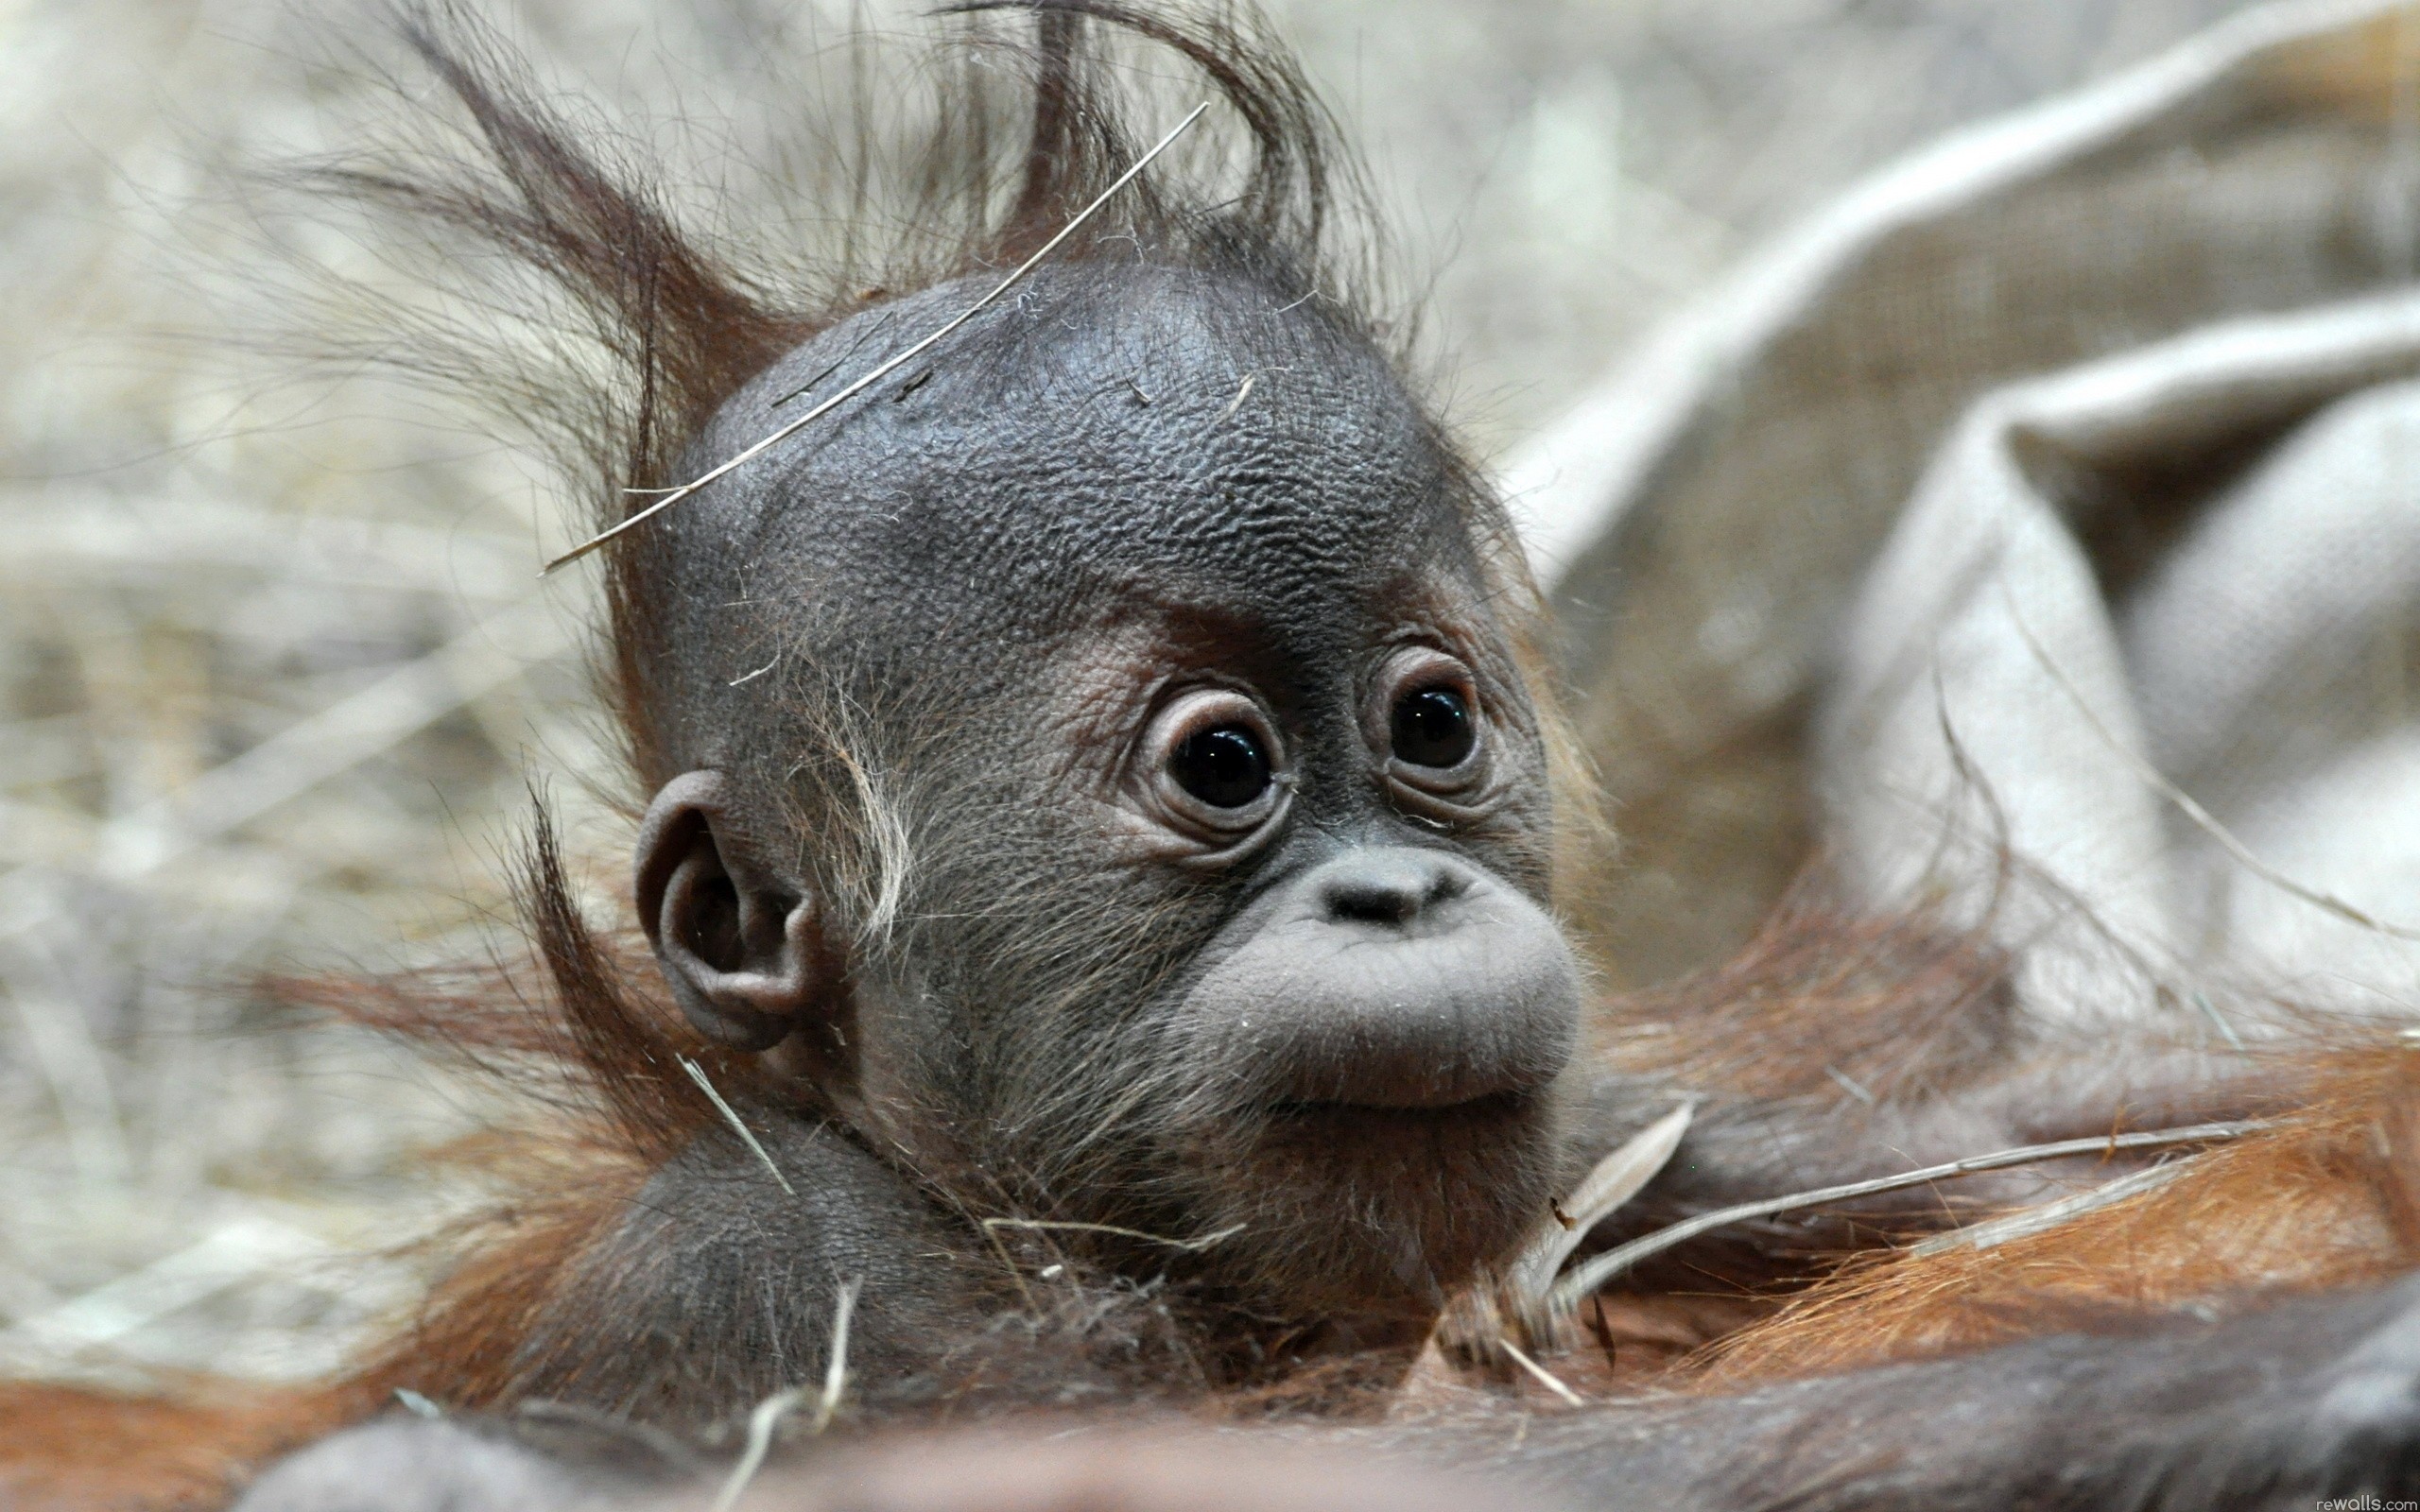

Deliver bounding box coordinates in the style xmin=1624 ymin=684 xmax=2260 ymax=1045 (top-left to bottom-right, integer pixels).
xmin=712 ymin=1387 xmax=805 ymax=1512
xmin=1497 ymin=1336 xmax=1585 ymax=1406
xmin=974 ymin=1216 xmax=1242 ymax=1314
xmin=0 ymin=1218 xmax=327 ymax=1366
xmin=543 ymin=101 xmax=1213 ymax=574
xmin=679 ymin=1057 xmax=796 ymax=1197
xmin=809 ymin=1275 xmax=861 ymax=1435
xmin=1 ymin=925 xmax=132 ymax=1186
xmin=1907 ymin=1159 xmax=2196 ymax=1258
xmin=1426 ymin=1104 xmax=1690 ymax=1366
xmin=710 ymin=1276 xmax=860 ymax=1512
xmin=1547 ymin=1119 xmax=2264 ymax=1320
xmin=89 ymin=602 xmax=570 ymax=881
xmin=977 ymin=1216 xmax=1244 ymax=1252
xmin=1503 ymin=1101 xmax=1692 ymax=1314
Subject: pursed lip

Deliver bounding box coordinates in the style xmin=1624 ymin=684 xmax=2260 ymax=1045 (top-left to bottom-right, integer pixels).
xmin=1187 ymin=941 xmax=1582 ymax=1108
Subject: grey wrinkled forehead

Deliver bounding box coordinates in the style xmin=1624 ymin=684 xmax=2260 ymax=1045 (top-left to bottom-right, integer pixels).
xmin=659 ymin=262 xmax=1474 ymax=651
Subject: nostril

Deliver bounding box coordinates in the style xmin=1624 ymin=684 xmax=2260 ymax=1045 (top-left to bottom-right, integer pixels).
xmin=1319 ymin=853 xmax=1466 ymax=926
xmin=1323 ymin=875 xmax=1419 ymax=924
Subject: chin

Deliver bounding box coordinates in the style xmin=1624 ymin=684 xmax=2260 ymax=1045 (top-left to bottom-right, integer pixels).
xmin=1192 ymin=1091 xmax=1565 ymax=1322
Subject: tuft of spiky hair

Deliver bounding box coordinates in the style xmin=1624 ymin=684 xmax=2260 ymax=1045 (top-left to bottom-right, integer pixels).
xmin=296 ymin=0 xmax=1391 ymax=794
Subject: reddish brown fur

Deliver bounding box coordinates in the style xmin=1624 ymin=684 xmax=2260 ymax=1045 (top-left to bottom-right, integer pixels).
xmin=339 ymin=1146 xmax=651 ymax=1413
xmin=1690 ymin=1040 xmax=2420 ymax=1386
xmin=286 ymin=810 xmax=780 ymax=1412
xmin=0 ymin=1383 xmax=352 ymax=1512
xmin=1596 ymin=875 xmax=2016 ymax=1104
xmin=321 ymin=2 xmax=1376 ymax=804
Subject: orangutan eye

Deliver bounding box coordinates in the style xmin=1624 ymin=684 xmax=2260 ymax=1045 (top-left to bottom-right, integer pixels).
xmin=1137 ymin=687 xmax=1288 ymax=847
xmin=1369 ymin=646 xmax=1494 ymax=813
xmin=1391 ymin=687 xmax=1474 ymax=769
xmin=1170 ymin=725 xmax=1272 ymax=809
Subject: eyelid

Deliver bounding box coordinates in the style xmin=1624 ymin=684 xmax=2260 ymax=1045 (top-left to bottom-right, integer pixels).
xmin=1366 ymin=644 xmax=1480 ymax=738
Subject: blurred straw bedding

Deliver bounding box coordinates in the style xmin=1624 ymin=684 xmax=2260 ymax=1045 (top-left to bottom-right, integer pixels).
xmin=0 ymin=0 xmax=2258 ymax=1391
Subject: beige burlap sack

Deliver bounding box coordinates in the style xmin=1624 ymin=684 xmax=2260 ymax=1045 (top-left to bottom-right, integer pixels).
xmin=1513 ymin=0 xmax=2420 ymax=1031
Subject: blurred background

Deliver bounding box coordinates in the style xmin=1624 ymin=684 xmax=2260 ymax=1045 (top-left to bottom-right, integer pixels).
xmin=0 ymin=0 xmax=2267 ymax=1388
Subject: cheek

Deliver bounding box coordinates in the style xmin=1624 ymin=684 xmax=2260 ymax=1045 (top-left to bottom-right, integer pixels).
xmin=1473 ymin=738 xmax=1559 ymax=896
xmin=902 ymin=788 xmax=1230 ymax=1016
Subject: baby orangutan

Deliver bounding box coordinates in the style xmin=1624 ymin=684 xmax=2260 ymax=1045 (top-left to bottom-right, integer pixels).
xmin=18 ymin=7 xmax=2420 ymax=1511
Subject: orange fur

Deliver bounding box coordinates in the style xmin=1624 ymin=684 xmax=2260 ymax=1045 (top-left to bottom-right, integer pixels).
xmin=338 ymin=1141 xmax=651 ymax=1413
xmin=1694 ymin=1040 xmax=2420 ymax=1385
xmin=0 ymin=1382 xmax=354 ymax=1512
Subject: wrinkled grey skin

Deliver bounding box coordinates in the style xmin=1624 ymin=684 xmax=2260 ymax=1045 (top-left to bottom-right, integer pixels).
xmin=598 ymin=257 xmax=1581 ymax=1384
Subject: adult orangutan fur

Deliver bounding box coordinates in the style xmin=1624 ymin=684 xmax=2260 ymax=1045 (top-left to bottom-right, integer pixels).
xmin=11 ymin=6 xmax=2420 ymax=1512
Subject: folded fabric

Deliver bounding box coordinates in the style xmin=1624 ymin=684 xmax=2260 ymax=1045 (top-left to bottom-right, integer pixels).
xmin=1511 ymin=0 xmax=2420 ymax=1029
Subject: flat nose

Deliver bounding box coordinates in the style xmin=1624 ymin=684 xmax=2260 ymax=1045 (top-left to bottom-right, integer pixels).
xmin=1316 ymin=849 xmax=1471 ymax=927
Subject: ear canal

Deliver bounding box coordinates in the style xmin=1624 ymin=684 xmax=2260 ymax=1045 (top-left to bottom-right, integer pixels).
xmin=635 ymin=770 xmax=831 ymax=1052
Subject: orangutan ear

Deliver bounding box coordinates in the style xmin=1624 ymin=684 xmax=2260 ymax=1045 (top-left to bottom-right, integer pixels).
xmin=634 ymin=770 xmax=828 ymax=1051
